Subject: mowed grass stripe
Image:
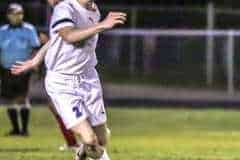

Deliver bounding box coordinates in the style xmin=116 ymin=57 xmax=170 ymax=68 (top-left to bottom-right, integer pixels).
xmin=1 ymin=107 xmax=240 ymax=160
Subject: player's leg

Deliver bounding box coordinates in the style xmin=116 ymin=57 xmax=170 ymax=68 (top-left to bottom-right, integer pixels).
xmin=82 ymin=68 xmax=110 ymax=159
xmin=93 ymin=124 xmax=110 ymax=147
xmin=48 ymin=102 xmax=79 ymax=150
xmin=45 ymin=72 xmax=104 ymax=159
xmin=54 ymin=113 xmax=79 ymax=149
xmin=71 ymin=119 xmax=104 ymax=159
xmin=46 ymin=95 xmax=104 ymax=158
xmin=93 ymin=124 xmax=111 ymax=160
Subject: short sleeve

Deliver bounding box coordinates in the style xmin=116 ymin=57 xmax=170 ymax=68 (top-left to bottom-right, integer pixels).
xmin=0 ymin=30 xmax=3 ymax=45
xmin=29 ymin=26 xmax=41 ymax=48
xmin=0 ymin=26 xmax=6 ymax=48
xmin=51 ymin=3 xmax=75 ymax=33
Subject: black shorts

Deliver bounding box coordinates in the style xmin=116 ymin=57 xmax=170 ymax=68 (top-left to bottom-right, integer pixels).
xmin=0 ymin=68 xmax=31 ymax=100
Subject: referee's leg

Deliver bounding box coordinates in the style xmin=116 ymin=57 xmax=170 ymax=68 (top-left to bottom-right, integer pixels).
xmin=1 ymin=69 xmax=21 ymax=136
xmin=14 ymin=73 xmax=31 ymax=136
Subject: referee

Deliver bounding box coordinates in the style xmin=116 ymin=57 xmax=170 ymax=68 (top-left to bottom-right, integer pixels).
xmin=0 ymin=3 xmax=40 ymax=136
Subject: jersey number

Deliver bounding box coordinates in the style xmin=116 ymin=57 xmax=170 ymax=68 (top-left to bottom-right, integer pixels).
xmin=73 ymin=106 xmax=82 ymax=118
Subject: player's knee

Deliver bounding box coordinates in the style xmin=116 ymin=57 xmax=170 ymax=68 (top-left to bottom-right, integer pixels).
xmin=84 ymin=133 xmax=98 ymax=146
xmin=84 ymin=144 xmax=104 ymax=159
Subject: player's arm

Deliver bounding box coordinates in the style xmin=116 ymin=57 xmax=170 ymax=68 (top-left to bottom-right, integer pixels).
xmin=11 ymin=41 xmax=50 ymax=75
xmin=58 ymin=12 xmax=127 ymax=44
xmin=30 ymin=40 xmax=50 ymax=66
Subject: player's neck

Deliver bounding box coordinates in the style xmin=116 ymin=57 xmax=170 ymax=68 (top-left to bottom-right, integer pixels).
xmin=77 ymin=0 xmax=88 ymax=8
xmin=77 ymin=0 xmax=96 ymax=11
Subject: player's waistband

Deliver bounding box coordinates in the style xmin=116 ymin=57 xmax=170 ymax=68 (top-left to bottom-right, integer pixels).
xmin=46 ymin=68 xmax=96 ymax=80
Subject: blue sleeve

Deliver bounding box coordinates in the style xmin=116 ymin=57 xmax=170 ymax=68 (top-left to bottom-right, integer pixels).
xmin=28 ymin=26 xmax=40 ymax=48
xmin=0 ymin=30 xmax=3 ymax=48
xmin=0 ymin=30 xmax=2 ymax=40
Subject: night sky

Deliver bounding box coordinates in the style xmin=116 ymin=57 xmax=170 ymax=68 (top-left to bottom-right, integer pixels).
xmin=0 ymin=0 xmax=239 ymax=7
xmin=101 ymin=0 xmax=240 ymax=8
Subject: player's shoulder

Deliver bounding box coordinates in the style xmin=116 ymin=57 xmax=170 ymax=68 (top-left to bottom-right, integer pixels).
xmin=54 ymin=0 xmax=73 ymax=12
xmin=22 ymin=22 xmax=37 ymax=31
xmin=0 ymin=24 xmax=10 ymax=31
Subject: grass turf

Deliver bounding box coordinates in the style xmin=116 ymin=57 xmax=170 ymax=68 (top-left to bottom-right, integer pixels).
xmin=1 ymin=107 xmax=240 ymax=160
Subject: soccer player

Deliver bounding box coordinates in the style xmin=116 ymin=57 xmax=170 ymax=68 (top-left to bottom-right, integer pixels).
xmin=0 ymin=3 xmax=40 ymax=136
xmin=12 ymin=0 xmax=80 ymax=151
xmin=13 ymin=0 xmax=126 ymax=159
xmin=44 ymin=0 xmax=126 ymax=159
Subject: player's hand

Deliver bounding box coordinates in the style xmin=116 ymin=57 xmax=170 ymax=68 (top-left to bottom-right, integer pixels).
xmin=100 ymin=12 xmax=127 ymax=30
xmin=10 ymin=60 xmax=35 ymax=75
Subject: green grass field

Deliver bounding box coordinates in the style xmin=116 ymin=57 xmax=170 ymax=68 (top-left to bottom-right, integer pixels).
xmin=1 ymin=106 xmax=240 ymax=160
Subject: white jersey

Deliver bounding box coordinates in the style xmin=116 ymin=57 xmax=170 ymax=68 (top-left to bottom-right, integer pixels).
xmin=45 ymin=0 xmax=101 ymax=74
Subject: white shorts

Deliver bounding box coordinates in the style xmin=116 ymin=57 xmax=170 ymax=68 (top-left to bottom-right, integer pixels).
xmin=45 ymin=68 xmax=107 ymax=129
